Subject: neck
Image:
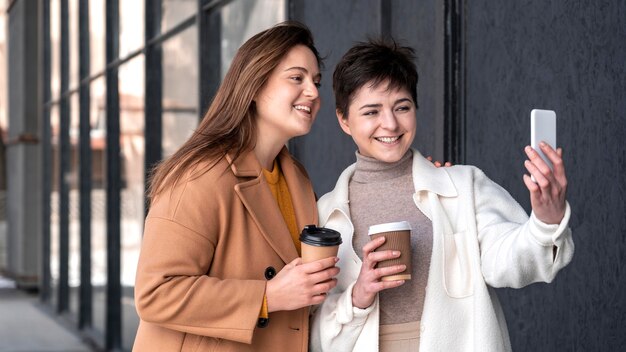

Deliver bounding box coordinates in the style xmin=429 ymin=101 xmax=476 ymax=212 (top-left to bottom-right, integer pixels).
xmin=254 ymin=132 xmax=287 ymax=170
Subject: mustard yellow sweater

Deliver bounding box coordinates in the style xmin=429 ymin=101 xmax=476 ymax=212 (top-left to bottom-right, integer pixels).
xmin=259 ymin=159 xmax=300 ymax=318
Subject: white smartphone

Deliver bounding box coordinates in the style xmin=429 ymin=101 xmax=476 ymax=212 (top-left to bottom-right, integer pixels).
xmin=530 ymin=109 xmax=557 ymax=177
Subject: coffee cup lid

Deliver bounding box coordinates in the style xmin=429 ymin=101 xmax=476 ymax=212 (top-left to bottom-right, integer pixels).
xmin=299 ymin=225 xmax=343 ymax=246
xmin=368 ymin=221 xmax=412 ymax=235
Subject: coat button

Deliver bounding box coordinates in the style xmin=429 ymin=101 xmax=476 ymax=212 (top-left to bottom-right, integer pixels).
xmin=264 ymin=267 xmax=276 ymax=280
xmin=257 ymin=317 xmax=269 ymax=328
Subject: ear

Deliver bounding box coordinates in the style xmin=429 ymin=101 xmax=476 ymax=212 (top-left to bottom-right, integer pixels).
xmin=336 ymin=109 xmax=352 ymax=136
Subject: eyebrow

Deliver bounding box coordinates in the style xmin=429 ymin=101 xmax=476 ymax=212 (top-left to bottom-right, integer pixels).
xmin=284 ymin=66 xmax=322 ymax=80
xmin=358 ymin=98 xmax=413 ymax=110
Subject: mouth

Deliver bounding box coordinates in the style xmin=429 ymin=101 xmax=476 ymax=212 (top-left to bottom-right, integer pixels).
xmin=294 ymin=105 xmax=312 ymax=114
xmin=375 ymin=135 xmax=402 ymax=144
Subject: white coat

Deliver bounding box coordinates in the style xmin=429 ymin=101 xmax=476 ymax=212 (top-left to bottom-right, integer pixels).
xmin=310 ymin=150 xmax=574 ymax=352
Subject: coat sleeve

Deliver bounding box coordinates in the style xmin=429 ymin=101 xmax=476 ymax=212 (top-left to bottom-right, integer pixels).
xmin=309 ymin=282 xmax=376 ymax=352
xmin=471 ymin=167 xmax=575 ymax=288
xmin=134 ymin=212 xmax=266 ymax=344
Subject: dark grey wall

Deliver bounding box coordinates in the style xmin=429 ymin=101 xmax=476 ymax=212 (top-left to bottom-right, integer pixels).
xmin=290 ymin=0 xmax=444 ymax=195
xmin=292 ymin=0 xmax=625 ymax=350
xmin=464 ymin=1 xmax=626 ymax=351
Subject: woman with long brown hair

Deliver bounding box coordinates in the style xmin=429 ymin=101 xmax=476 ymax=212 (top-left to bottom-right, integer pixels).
xmin=133 ymin=21 xmax=340 ymax=351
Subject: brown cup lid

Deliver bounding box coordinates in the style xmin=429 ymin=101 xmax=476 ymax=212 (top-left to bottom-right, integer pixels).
xmin=299 ymin=225 xmax=343 ymax=246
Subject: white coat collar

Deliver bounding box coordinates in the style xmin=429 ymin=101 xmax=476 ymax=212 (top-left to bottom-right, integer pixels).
xmin=410 ymin=149 xmax=458 ymax=197
xmin=319 ymin=149 xmax=457 ymax=225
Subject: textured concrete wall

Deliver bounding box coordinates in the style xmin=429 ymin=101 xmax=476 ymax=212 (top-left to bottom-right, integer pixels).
xmin=290 ymin=0 xmax=444 ymax=195
xmin=463 ymin=1 xmax=626 ymax=350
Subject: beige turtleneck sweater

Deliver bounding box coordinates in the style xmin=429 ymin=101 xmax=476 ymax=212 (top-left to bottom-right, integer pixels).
xmin=349 ymin=150 xmax=433 ymax=325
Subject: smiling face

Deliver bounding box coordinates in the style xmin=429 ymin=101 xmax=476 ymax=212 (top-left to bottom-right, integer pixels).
xmin=337 ymin=80 xmax=416 ymax=163
xmin=254 ymin=44 xmax=321 ymax=146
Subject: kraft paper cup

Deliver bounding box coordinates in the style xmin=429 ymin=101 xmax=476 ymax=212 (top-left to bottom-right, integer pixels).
xmin=368 ymin=221 xmax=412 ymax=281
xmin=299 ymin=225 xmax=342 ymax=263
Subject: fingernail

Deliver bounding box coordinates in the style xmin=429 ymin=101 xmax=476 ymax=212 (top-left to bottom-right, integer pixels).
xmin=334 ymin=257 xmax=340 ymax=263
xmin=525 ymin=146 xmax=532 ymax=152
xmin=392 ymin=251 xmax=400 ymax=257
xmin=540 ymin=141 xmax=546 ymax=147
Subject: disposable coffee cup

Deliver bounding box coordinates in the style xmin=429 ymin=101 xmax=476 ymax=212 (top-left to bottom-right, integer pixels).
xmin=368 ymin=221 xmax=412 ymax=281
xmin=299 ymin=225 xmax=342 ymax=263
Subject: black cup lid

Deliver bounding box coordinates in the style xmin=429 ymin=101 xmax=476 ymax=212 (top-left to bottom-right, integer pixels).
xmin=299 ymin=225 xmax=343 ymax=246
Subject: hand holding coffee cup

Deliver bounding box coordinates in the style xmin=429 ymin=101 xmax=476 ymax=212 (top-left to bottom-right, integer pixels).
xmin=351 ymin=222 xmax=412 ymax=309
xmin=299 ymin=225 xmax=342 ymax=263
xmin=266 ymin=225 xmax=341 ymax=311
xmin=368 ymin=221 xmax=412 ymax=281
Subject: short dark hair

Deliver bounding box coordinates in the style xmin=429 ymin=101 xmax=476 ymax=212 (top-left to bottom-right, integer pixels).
xmin=333 ymin=38 xmax=418 ymax=117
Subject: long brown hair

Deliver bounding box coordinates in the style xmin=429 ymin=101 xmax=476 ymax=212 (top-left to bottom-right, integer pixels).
xmin=148 ymin=21 xmax=321 ymax=201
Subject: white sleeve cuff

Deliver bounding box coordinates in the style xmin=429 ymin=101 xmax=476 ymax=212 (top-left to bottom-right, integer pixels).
xmin=529 ymin=201 xmax=571 ymax=246
xmin=336 ymin=282 xmax=376 ymax=325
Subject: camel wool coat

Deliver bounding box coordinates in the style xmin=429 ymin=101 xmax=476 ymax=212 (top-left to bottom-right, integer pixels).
xmin=133 ymin=147 xmax=318 ymax=352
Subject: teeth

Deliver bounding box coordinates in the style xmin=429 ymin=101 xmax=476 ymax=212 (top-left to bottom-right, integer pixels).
xmin=376 ymin=136 xmax=399 ymax=143
xmin=294 ymin=105 xmax=311 ymax=113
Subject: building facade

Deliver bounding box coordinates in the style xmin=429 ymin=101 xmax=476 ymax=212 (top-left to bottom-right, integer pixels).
xmin=2 ymin=0 xmax=625 ymax=351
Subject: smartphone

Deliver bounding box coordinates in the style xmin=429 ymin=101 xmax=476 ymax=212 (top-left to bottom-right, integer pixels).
xmin=530 ymin=109 xmax=557 ymax=177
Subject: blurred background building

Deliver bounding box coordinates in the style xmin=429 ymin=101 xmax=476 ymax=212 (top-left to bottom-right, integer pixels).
xmin=0 ymin=0 xmax=624 ymax=351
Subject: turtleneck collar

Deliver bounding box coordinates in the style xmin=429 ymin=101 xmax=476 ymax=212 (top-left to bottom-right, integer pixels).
xmin=352 ymin=150 xmax=413 ymax=184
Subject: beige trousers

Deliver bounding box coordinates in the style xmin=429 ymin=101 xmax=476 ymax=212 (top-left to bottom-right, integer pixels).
xmin=379 ymin=321 xmax=421 ymax=352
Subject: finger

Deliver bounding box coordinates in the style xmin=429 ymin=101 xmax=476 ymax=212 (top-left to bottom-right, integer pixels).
xmin=524 ymin=146 xmax=552 ymax=177
xmin=444 ymin=162 xmax=452 ymax=167
xmin=309 ymin=266 xmax=340 ymax=284
xmin=362 ymin=236 xmax=386 ymax=255
xmin=301 ymin=256 xmax=339 ymax=273
xmin=523 ymin=174 xmax=540 ymax=195
xmin=426 ymin=156 xmax=433 ymax=161
xmin=367 ymin=250 xmax=401 ymax=264
xmin=541 ymin=144 xmax=567 ymax=186
xmin=372 ymin=278 xmax=405 ymax=292
xmin=524 ymin=160 xmax=550 ymax=189
xmin=434 ymin=161 xmax=442 ymax=167
xmin=374 ymin=264 xmax=407 ymax=279
xmin=312 ymin=278 xmax=338 ymax=295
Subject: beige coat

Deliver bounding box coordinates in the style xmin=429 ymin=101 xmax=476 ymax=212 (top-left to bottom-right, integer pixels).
xmin=133 ymin=147 xmax=318 ymax=351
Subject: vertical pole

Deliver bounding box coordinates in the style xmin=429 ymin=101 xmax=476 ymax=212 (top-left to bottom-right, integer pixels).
xmin=444 ymin=0 xmax=466 ymax=164
xmin=144 ymin=0 xmax=163 ymax=212
xmin=105 ymin=0 xmax=122 ymax=348
xmin=58 ymin=0 xmax=70 ymax=314
xmin=41 ymin=0 xmax=52 ymax=304
xmin=78 ymin=0 xmax=93 ymax=330
xmin=197 ymin=0 xmax=221 ymax=121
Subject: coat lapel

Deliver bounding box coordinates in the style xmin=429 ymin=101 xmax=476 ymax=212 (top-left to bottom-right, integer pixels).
xmin=228 ymin=148 xmax=301 ymax=264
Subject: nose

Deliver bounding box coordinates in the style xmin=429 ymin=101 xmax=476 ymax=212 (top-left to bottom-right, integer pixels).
xmin=380 ymin=110 xmax=399 ymax=130
xmin=304 ymin=80 xmax=319 ymax=100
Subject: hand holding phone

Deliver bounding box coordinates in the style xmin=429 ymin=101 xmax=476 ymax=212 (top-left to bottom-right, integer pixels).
xmin=524 ymin=109 xmax=567 ymax=224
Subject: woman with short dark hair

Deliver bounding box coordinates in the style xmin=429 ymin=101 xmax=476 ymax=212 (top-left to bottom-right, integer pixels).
xmin=310 ymin=39 xmax=574 ymax=352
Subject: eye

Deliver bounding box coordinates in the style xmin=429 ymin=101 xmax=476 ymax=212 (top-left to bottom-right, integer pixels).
xmin=314 ymin=81 xmax=321 ymax=88
xmin=290 ymin=75 xmax=303 ymax=82
xmin=363 ymin=110 xmax=378 ymax=116
xmin=396 ymin=105 xmax=411 ymax=112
